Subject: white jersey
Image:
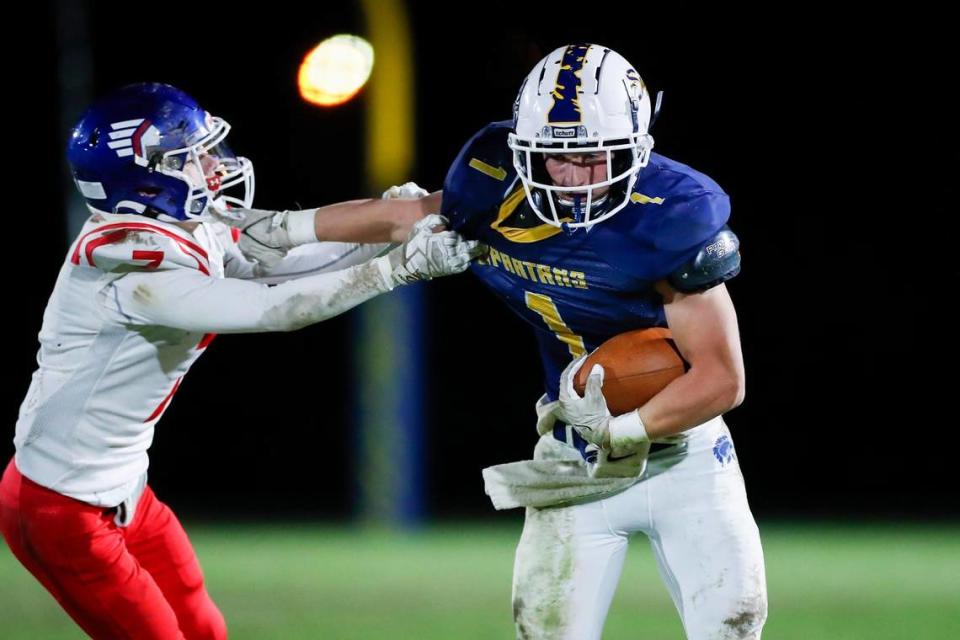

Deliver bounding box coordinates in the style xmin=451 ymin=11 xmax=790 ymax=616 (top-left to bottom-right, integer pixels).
xmin=14 ymin=214 xmax=388 ymax=507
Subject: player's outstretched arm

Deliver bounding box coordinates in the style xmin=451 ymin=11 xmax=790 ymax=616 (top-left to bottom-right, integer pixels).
xmin=312 ymin=189 xmax=443 ymax=244
xmin=100 ymin=215 xmax=476 ymax=334
xmin=210 ymin=184 xmax=441 ymax=268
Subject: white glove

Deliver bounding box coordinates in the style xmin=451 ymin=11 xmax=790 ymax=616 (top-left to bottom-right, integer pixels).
xmin=374 ymin=214 xmax=479 ymax=288
xmin=382 ymin=182 xmax=429 ymax=200
xmin=534 ymin=393 xmax=560 ymax=436
xmin=586 ymin=442 xmax=651 ymax=479
xmin=557 ymin=355 xmax=611 ymax=448
xmin=558 ymin=354 xmax=651 ymax=458
xmin=209 ymin=205 xmax=317 ymax=268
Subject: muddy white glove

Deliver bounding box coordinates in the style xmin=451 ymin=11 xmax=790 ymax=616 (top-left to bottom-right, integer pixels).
xmin=209 ymin=205 xmax=317 ymax=268
xmin=382 ymin=182 xmax=429 ymax=200
xmin=374 ymin=214 xmax=479 ymax=289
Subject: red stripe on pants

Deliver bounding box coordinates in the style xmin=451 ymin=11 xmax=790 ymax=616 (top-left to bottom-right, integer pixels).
xmin=0 ymin=458 xmax=227 ymax=639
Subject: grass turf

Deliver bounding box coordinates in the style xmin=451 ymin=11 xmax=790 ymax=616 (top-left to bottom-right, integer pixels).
xmin=1 ymin=521 xmax=957 ymax=639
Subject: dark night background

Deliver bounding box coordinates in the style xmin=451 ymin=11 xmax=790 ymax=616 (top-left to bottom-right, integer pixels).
xmin=4 ymin=1 xmax=956 ymax=523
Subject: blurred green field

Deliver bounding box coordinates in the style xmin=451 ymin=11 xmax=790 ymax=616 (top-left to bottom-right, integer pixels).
xmin=1 ymin=521 xmax=957 ymax=639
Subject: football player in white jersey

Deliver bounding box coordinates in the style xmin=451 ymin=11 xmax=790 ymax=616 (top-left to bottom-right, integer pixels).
xmin=0 ymin=82 xmax=474 ymax=639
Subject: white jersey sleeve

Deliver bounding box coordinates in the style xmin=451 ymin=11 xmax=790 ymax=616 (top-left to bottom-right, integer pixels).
xmin=221 ymin=229 xmax=389 ymax=284
xmin=88 ymin=217 xmax=393 ymax=334
xmin=98 ymin=256 xmax=391 ymax=334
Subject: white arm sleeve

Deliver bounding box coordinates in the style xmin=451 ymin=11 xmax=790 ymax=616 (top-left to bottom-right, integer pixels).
xmin=98 ymin=258 xmax=392 ymax=334
xmin=223 ymin=239 xmax=390 ymax=284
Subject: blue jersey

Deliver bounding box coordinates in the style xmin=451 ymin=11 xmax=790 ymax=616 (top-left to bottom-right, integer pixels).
xmin=443 ymin=121 xmax=735 ymax=400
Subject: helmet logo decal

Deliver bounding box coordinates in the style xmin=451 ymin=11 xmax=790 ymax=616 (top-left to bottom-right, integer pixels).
xmin=67 ymin=83 xmax=255 ymax=222
xmin=548 ymin=44 xmax=590 ymax=126
xmin=106 ymin=118 xmax=159 ymax=167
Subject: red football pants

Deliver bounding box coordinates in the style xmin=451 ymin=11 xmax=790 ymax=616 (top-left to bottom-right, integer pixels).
xmin=0 ymin=458 xmax=227 ymax=639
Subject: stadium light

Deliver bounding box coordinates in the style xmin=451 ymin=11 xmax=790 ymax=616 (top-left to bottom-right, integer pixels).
xmin=298 ymin=34 xmax=374 ymax=107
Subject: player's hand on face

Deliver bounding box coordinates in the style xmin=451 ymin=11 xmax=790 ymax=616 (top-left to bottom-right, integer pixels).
xmin=557 ymin=355 xmax=612 ymax=448
xmin=382 ymin=214 xmax=480 ymax=285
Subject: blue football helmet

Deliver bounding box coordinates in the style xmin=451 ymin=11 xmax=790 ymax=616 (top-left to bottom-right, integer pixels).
xmin=67 ymin=82 xmax=254 ymax=222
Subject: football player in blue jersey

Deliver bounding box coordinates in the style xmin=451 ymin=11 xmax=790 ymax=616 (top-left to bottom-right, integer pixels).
xmin=221 ymin=42 xmax=768 ymax=639
xmin=442 ymin=44 xmax=768 ymax=639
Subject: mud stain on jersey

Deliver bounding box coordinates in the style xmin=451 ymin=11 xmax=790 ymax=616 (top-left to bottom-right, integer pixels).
xmin=260 ymin=262 xmax=387 ymax=331
xmin=132 ymin=283 xmax=154 ymax=305
xmin=116 ymin=230 xmax=161 ymax=247
xmin=261 ymin=293 xmax=326 ymax=331
xmin=325 ymin=261 xmax=388 ymax=311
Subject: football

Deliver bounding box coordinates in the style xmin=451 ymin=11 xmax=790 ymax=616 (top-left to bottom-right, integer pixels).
xmin=573 ymin=327 xmax=687 ymax=414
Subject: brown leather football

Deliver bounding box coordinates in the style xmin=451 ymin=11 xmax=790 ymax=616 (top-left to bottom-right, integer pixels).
xmin=573 ymin=327 xmax=687 ymax=414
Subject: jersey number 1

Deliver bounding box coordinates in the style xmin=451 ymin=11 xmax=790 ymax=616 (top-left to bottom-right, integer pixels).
xmin=524 ymin=291 xmax=586 ymax=358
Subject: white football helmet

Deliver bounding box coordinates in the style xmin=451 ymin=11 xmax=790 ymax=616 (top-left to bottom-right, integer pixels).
xmin=508 ymin=44 xmax=655 ymax=229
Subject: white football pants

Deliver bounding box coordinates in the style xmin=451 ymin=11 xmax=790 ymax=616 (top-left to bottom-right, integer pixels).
xmin=512 ymin=417 xmax=767 ymax=639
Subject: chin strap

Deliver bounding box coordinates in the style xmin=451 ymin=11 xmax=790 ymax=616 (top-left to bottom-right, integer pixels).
xmin=557 ymin=193 xmax=609 ymax=234
xmin=650 ymin=90 xmax=664 ymax=129
xmin=572 ymin=195 xmax=584 ymax=224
